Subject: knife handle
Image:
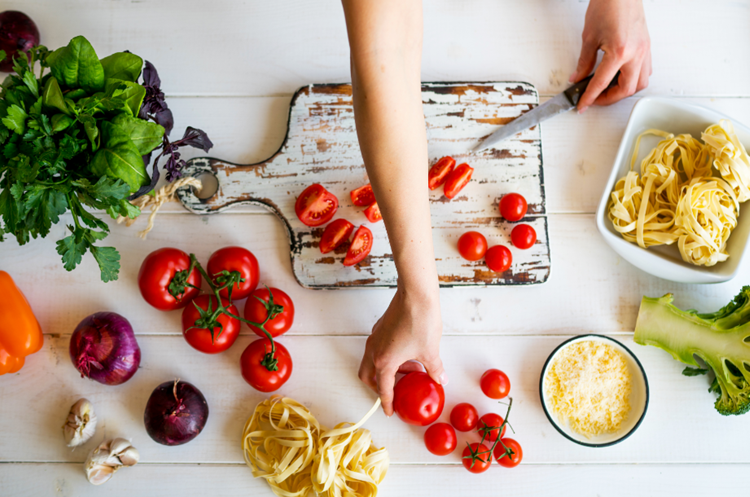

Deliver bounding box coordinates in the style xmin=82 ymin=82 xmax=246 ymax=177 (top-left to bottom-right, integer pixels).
xmin=563 ymin=70 xmax=621 ymax=107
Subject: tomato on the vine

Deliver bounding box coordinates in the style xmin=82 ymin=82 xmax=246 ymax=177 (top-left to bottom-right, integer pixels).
xmin=511 ymin=224 xmax=537 ymax=250
xmin=138 ymin=248 xmax=201 ymax=311
xmin=240 ymin=338 xmax=292 ymax=392
xmin=499 ymin=193 xmax=528 ymax=222
xmin=462 ymin=443 xmax=492 ymax=473
xmin=364 ymin=202 xmax=382 ymax=223
xmin=450 ymin=403 xmax=479 ymax=432
xmin=444 ymin=163 xmax=473 ymax=199
xmin=295 ymin=184 xmax=338 ymax=227
xmin=181 ymin=295 xmax=240 ymax=354
xmin=494 ymin=438 xmax=523 ymax=468
xmin=320 ymin=219 xmax=354 ymax=254
xmin=457 ymin=231 xmax=487 ymax=261
xmin=393 ymin=372 xmax=445 ymax=426
xmin=343 ymin=226 xmax=373 ymax=266
xmin=480 ymin=369 xmax=511 ymax=399
xmin=424 ymin=422 xmax=457 ymax=456
xmin=206 ymin=246 xmax=259 ymax=300
xmin=350 ymin=184 xmax=376 ymax=207
xmin=244 ymin=288 xmax=294 ymax=338
xmin=477 ymin=413 xmax=506 ymax=443
xmin=428 ymin=156 xmax=456 ymax=190
xmin=485 ymin=245 xmax=512 ymax=272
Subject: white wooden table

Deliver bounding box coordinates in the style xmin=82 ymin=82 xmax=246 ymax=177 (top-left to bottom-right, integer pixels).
xmin=2 ymin=1 xmax=749 ymax=495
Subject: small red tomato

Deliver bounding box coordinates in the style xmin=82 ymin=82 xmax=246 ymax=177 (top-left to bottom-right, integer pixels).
xmin=480 ymin=369 xmax=511 ymax=399
xmin=320 ymin=219 xmax=354 ymax=254
xmin=181 ymin=295 xmax=240 ymax=354
xmin=206 ymin=246 xmax=260 ymax=300
xmin=138 ymin=248 xmax=201 ymax=311
xmin=393 ymin=372 xmax=445 ymax=426
xmin=244 ymin=288 xmax=295 ymax=338
xmin=462 ymin=443 xmax=492 ymax=474
xmin=457 ymin=231 xmax=488 ymax=261
xmin=428 ymin=156 xmax=456 ymax=190
xmin=424 ymin=422 xmax=457 ymax=456
xmin=494 ymin=438 xmax=523 ymax=468
xmin=477 ymin=413 xmax=506 ymax=443
xmin=511 ymin=224 xmax=537 ymax=249
xmin=443 ymin=163 xmax=473 ymax=199
xmin=343 ymin=226 xmax=373 ymax=266
xmin=450 ymin=403 xmax=479 ymax=432
xmin=485 ymin=245 xmax=512 ymax=272
xmin=350 ymin=184 xmax=376 ymax=207
xmin=499 ymin=193 xmax=528 ymax=222
xmin=295 ymin=184 xmax=338 ymax=227
xmin=364 ymin=202 xmax=382 ymax=223
xmin=240 ymin=338 xmax=293 ymax=392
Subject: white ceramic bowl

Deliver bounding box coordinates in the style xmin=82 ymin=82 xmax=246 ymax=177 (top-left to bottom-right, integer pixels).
xmin=595 ymin=97 xmax=750 ymax=283
xmin=539 ymin=334 xmax=649 ymax=447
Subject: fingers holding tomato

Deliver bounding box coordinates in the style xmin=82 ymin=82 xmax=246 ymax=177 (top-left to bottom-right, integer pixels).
xmin=181 ymin=295 xmax=240 ymax=354
xmin=240 ymin=338 xmax=293 ymax=392
xmin=138 ymin=248 xmax=201 ymax=311
xmin=244 ymin=287 xmax=295 ymax=338
xmin=206 ymin=246 xmax=259 ymax=300
xmin=393 ymin=372 xmax=445 ymax=426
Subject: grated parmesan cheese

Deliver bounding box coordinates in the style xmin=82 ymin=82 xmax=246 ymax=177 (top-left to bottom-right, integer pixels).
xmin=544 ymin=340 xmax=632 ymax=438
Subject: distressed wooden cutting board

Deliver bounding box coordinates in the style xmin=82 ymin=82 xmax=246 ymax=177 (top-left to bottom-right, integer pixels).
xmin=177 ymin=82 xmax=550 ymax=288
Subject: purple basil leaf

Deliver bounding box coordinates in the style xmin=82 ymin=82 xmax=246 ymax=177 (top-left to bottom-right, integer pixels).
xmin=128 ymin=157 xmax=161 ymax=200
xmin=179 ymin=126 xmax=213 ymax=151
xmin=154 ymin=108 xmax=174 ymax=136
xmin=142 ymin=60 xmax=161 ymax=88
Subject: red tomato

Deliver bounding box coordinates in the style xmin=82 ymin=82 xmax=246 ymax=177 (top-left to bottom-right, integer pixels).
xmin=424 ymin=422 xmax=457 ymax=456
xmin=320 ymin=219 xmax=354 ymax=254
xmin=206 ymin=246 xmax=259 ymax=300
xmin=457 ymin=231 xmax=488 ymax=261
xmin=181 ymin=295 xmax=240 ymax=354
xmin=480 ymin=369 xmax=511 ymax=399
xmin=428 ymin=156 xmax=456 ymax=190
xmin=443 ymin=163 xmax=473 ymax=199
xmin=450 ymin=403 xmax=479 ymax=432
xmin=364 ymin=202 xmax=382 ymax=223
xmin=138 ymin=248 xmax=201 ymax=311
xmin=499 ymin=193 xmax=528 ymax=222
xmin=295 ymin=184 xmax=338 ymax=227
xmin=485 ymin=245 xmax=512 ymax=272
xmin=350 ymin=184 xmax=376 ymax=207
xmin=343 ymin=226 xmax=373 ymax=266
xmin=393 ymin=372 xmax=445 ymax=426
xmin=494 ymin=438 xmax=523 ymax=468
xmin=240 ymin=338 xmax=292 ymax=392
xmin=477 ymin=413 xmax=506 ymax=443
xmin=244 ymin=288 xmax=295 ymax=338
xmin=462 ymin=443 xmax=492 ymax=474
xmin=511 ymin=224 xmax=537 ymax=249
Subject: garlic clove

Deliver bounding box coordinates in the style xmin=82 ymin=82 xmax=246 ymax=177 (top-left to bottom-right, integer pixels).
xmin=63 ymin=398 xmax=97 ymax=448
xmin=84 ymin=438 xmax=139 ymax=485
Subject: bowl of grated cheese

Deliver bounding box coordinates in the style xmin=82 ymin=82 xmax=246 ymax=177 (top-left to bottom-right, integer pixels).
xmin=539 ymin=335 xmax=649 ymax=447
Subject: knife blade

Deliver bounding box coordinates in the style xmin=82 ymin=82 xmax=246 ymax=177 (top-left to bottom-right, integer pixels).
xmin=472 ymin=72 xmax=619 ymax=153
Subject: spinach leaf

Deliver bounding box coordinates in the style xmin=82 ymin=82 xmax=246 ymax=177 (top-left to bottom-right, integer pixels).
xmin=110 ymin=114 xmax=164 ymax=155
xmin=100 ymin=52 xmax=143 ymax=82
xmin=51 ymin=114 xmax=74 ymax=133
xmin=46 ymin=36 xmax=105 ymax=93
xmin=41 ymin=77 xmax=69 ymax=115
xmin=104 ymin=79 xmax=146 ymax=117
xmin=90 ymin=121 xmax=149 ymax=192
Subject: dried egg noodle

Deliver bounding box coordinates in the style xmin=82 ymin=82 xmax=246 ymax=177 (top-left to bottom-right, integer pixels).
xmin=242 ymin=396 xmax=389 ymax=497
xmin=702 ymin=121 xmax=750 ymax=202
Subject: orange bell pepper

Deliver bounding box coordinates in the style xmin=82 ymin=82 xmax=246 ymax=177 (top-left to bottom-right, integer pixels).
xmin=0 ymin=270 xmax=43 ymax=375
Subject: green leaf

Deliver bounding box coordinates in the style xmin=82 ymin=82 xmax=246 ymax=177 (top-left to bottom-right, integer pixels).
xmin=0 ymin=50 xmax=6 ymax=63
xmin=65 ymin=88 xmax=87 ymax=101
xmin=104 ymin=79 xmax=146 ymax=117
xmin=51 ymin=114 xmax=74 ymax=133
xmin=2 ymin=104 xmax=27 ymax=134
xmin=106 ymin=198 xmax=141 ymax=219
xmin=46 ymin=36 xmax=105 ymax=93
xmin=78 ymin=115 xmax=100 ymax=150
xmin=110 ymin=114 xmax=164 ymax=155
xmin=42 ymin=77 xmax=70 ymax=115
xmin=22 ymin=72 xmax=39 ymax=98
xmin=89 ymin=245 xmax=120 ymax=282
xmin=90 ymin=175 xmax=131 ymax=200
xmin=90 ymin=122 xmax=149 ymax=192
xmin=10 ymin=182 xmax=24 ymax=200
xmin=682 ymin=366 xmax=709 ymax=377
xmin=100 ymin=52 xmax=143 ymax=82
xmin=21 ymin=187 xmax=68 ymax=238
xmin=0 ymin=186 xmax=19 ymax=233
xmin=56 ymin=231 xmax=87 ymax=271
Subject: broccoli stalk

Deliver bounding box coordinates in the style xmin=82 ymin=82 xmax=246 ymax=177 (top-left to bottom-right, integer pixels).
xmin=634 ymin=286 xmax=750 ymax=416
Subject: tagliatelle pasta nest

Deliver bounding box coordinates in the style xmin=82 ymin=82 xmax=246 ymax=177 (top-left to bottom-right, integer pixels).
xmin=242 ymin=396 xmax=389 ymax=497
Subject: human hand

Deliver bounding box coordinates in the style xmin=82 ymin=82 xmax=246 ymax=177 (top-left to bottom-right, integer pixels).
xmin=358 ymin=285 xmax=446 ymax=417
xmin=571 ymin=0 xmax=651 ymax=112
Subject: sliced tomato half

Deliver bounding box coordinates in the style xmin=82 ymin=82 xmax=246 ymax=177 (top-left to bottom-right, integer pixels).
xmin=351 ymin=184 xmax=376 ymax=207
xmin=295 ymin=184 xmax=339 ymax=227
xmin=428 ymin=156 xmax=456 ymax=190
xmin=319 ymin=218 xmax=355 ymax=254
xmin=343 ymin=226 xmax=373 ymax=266
xmin=443 ymin=163 xmax=474 ymax=199
xmin=364 ymin=202 xmax=382 ymax=223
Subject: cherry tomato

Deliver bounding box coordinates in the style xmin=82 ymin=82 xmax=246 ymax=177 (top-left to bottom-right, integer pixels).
xmin=480 ymin=369 xmax=511 ymax=399
xmin=244 ymin=288 xmax=295 ymax=338
xmin=485 ymin=245 xmax=512 ymax=272
xmin=457 ymin=231 xmax=488 ymax=261
xmin=138 ymin=248 xmax=201 ymax=311
xmin=477 ymin=413 xmax=506 ymax=443
xmin=462 ymin=443 xmax=492 ymax=474
xmin=319 ymin=219 xmax=354 ymax=254
xmin=499 ymin=193 xmax=528 ymax=222
xmin=443 ymin=163 xmax=473 ymax=199
xmin=364 ymin=202 xmax=382 ymax=223
xmin=393 ymin=372 xmax=445 ymax=426
xmin=494 ymin=438 xmax=523 ymax=468
xmin=350 ymin=184 xmax=376 ymax=207
xmin=295 ymin=184 xmax=338 ymax=227
xmin=511 ymin=224 xmax=537 ymax=249
xmin=428 ymin=156 xmax=456 ymax=190
xmin=343 ymin=226 xmax=373 ymax=266
xmin=181 ymin=295 xmax=240 ymax=354
xmin=450 ymin=403 xmax=479 ymax=432
xmin=240 ymin=338 xmax=292 ymax=392
xmin=206 ymin=246 xmax=259 ymax=300
xmin=424 ymin=422 xmax=457 ymax=456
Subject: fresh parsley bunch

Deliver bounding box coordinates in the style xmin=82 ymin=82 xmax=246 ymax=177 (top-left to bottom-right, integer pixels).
xmin=0 ymin=36 xmax=212 ymax=282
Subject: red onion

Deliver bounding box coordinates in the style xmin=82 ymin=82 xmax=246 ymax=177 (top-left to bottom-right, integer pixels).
xmin=0 ymin=11 xmax=40 ymax=73
xmin=69 ymin=312 xmax=141 ymax=386
xmin=144 ymin=380 xmax=209 ymax=446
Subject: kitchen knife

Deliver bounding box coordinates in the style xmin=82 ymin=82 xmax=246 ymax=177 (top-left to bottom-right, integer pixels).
xmin=472 ymin=72 xmax=620 ymax=152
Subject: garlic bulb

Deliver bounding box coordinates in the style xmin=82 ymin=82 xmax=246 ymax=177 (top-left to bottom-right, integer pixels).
xmin=84 ymin=438 xmax=140 ymax=485
xmin=63 ymin=398 xmax=97 ymax=447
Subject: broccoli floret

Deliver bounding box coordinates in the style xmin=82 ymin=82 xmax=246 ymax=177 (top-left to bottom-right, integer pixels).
xmin=634 ymin=286 xmax=750 ymax=416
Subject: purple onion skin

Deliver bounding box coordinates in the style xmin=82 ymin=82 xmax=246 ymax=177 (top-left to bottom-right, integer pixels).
xmin=0 ymin=11 xmax=40 ymax=73
xmin=144 ymin=380 xmax=209 ymax=446
xmin=69 ymin=312 xmax=141 ymax=386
